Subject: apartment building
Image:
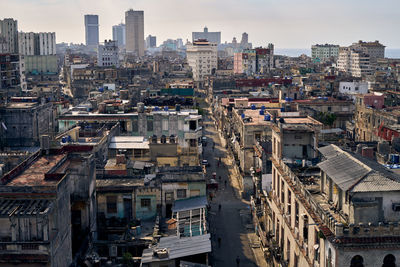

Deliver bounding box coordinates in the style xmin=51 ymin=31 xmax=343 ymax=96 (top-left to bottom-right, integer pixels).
xmin=18 ymin=32 xmax=57 ymax=75
xmin=58 ymin=105 xmax=203 ymax=153
xmin=0 ymin=18 xmax=18 ymax=53
xmin=97 ymin=40 xmax=119 ymax=67
xmin=337 ymin=47 xmax=372 ymax=77
xmin=351 ymin=40 xmax=385 ymax=62
xmin=186 ymin=40 xmax=217 ymax=82
xmin=0 ymin=145 xmax=96 ymax=266
xmin=125 ymin=9 xmax=144 ymax=56
xmin=234 ymin=45 xmax=274 ymax=75
xmin=256 ymin=114 xmax=400 ymax=267
xmin=311 ymin=44 xmax=339 ymax=62
xmin=354 ymin=93 xmax=400 ymax=142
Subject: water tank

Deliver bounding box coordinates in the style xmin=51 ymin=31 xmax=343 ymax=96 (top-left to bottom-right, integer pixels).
xmin=279 ymin=118 xmax=285 ymax=123
xmin=261 ymin=106 xmax=266 ymax=110
xmin=169 ymin=135 xmax=175 ymax=143
xmin=241 ymin=113 xmax=245 ymax=119
xmin=154 ymin=106 xmax=159 ymax=111
xmin=67 ymin=135 xmax=72 ymax=142
xmin=264 ymin=115 xmax=271 ymax=121
xmin=175 ymin=104 xmax=181 ymax=112
xmin=280 ymin=107 xmax=285 ymax=112
xmin=161 ymin=135 xmax=167 ymax=144
xmin=251 ymin=104 xmax=256 ymax=110
xmin=151 ymin=135 xmax=157 ymax=143
xmin=164 ymin=106 xmax=169 ymax=111
xmin=259 ymin=110 xmax=264 ymax=115
xmin=61 ymin=136 xmax=67 ymax=143
xmin=285 ymin=97 xmax=290 ymax=101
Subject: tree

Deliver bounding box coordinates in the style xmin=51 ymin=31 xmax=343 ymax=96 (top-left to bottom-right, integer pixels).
xmin=315 ymin=112 xmax=337 ymax=127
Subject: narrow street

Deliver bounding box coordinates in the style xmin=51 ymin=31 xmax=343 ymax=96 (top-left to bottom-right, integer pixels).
xmin=202 ymin=110 xmax=267 ymax=267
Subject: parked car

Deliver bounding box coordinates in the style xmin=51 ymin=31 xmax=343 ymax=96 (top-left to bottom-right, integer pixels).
xmin=202 ymin=159 xmax=209 ymax=166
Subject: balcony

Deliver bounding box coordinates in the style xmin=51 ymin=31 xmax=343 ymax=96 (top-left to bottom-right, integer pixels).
xmin=0 ymin=241 xmax=50 ymax=263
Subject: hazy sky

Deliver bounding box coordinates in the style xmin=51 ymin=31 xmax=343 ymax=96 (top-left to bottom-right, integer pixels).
xmin=1 ymin=0 xmax=399 ymax=48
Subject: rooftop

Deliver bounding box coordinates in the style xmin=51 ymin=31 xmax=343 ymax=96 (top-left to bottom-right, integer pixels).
xmin=172 ymin=196 xmax=208 ymax=213
xmin=318 ymin=144 xmax=400 ymax=192
xmin=141 ymin=234 xmax=211 ymax=263
xmin=3 ymin=153 xmax=67 ymax=187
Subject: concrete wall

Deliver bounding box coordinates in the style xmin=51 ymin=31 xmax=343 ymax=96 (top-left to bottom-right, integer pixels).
xmin=336 ymin=248 xmax=400 ymax=267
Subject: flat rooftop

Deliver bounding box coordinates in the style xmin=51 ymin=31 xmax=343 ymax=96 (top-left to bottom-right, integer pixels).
xmin=5 ymin=154 xmax=67 ymax=187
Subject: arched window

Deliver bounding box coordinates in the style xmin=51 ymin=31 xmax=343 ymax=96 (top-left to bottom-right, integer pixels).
xmin=350 ymin=255 xmax=364 ymax=267
xmin=382 ymin=254 xmax=396 ymax=267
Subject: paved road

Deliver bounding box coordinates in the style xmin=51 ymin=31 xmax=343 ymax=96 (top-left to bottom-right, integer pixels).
xmin=202 ymin=114 xmax=261 ymax=267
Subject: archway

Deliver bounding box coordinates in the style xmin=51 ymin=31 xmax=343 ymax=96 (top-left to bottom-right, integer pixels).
xmin=382 ymin=254 xmax=396 ymax=267
xmin=350 ymin=255 xmax=364 ymax=267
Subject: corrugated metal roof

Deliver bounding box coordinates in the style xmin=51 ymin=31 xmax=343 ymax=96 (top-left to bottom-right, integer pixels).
xmin=318 ymin=144 xmax=400 ymax=192
xmin=317 ymin=152 xmax=370 ymax=191
xmin=318 ymin=145 xmax=342 ymax=159
xmin=141 ymin=234 xmax=211 ymax=263
xmin=172 ymin=196 xmax=207 ymax=212
xmin=352 ymin=171 xmax=400 ymax=192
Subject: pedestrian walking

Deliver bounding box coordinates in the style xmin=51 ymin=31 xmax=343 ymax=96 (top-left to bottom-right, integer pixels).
xmin=218 ymin=204 xmax=221 ymax=211
xmin=224 ymin=180 xmax=227 ymax=188
xmin=219 ymin=176 xmax=221 ymax=181
xmin=218 ymin=237 xmax=221 ymax=248
xmin=236 ymin=256 xmax=240 ymax=267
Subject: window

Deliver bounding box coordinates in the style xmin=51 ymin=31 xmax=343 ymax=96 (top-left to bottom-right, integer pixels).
xmin=189 ymin=120 xmax=197 ymax=130
xmin=141 ymin=198 xmax=151 ymax=209
xmin=177 ymin=189 xmax=187 ymax=199
xmin=162 ymin=119 xmax=169 ymax=131
xmin=147 ymin=120 xmax=153 ymax=131
xmin=350 ymin=255 xmax=364 ymax=267
xmin=107 ymin=196 xmax=117 ymax=213
xmin=189 ymin=139 xmax=197 ymax=147
xmin=295 ymin=201 xmax=299 ymax=227
xmin=383 ymin=254 xmax=396 ymax=267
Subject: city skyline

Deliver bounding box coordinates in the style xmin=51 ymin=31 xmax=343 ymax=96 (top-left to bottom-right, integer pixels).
xmin=1 ymin=0 xmax=400 ymax=49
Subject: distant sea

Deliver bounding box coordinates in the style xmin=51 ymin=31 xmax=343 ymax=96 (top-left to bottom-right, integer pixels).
xmin=275 ymin=48 xmax=400 ymax=59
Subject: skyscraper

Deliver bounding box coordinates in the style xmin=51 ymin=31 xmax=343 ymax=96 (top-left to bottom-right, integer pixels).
xmin=146 ymin=35 xmax=156 ymax=49
xmin=112 ymin=23 xmax=126 ymax=47
xmin=0 ymin=18 xmax=18 ymax=53
xmin=125 ymin=9 xmax=144 ymax=56
xmin=84 ymin=15 xmax=99 ymax=46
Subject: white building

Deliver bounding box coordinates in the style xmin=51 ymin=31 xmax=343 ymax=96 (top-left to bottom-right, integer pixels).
xmin=311 ymin=44 xmax=339 ymax=61
xmin=18 ymin=32 xmax=56 ymax=56
xmin=97 ymin=40 xmax=119 ymax=67
xmin=339 ymin=81 xmax=369 ymax=101
xmin=337 ymin=47 xmax=372 ymax=77
xmin=186 ymin=40 xmax=217 ymax=82
xmin=0 ymin=18 xmax=18 ymax=53
xmin=125 ymin=9 xmax=144 ymax=57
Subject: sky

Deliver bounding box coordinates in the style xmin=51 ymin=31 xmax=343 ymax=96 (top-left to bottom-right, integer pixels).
xmin=1 ymin=0 xmax=400 ymax=49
